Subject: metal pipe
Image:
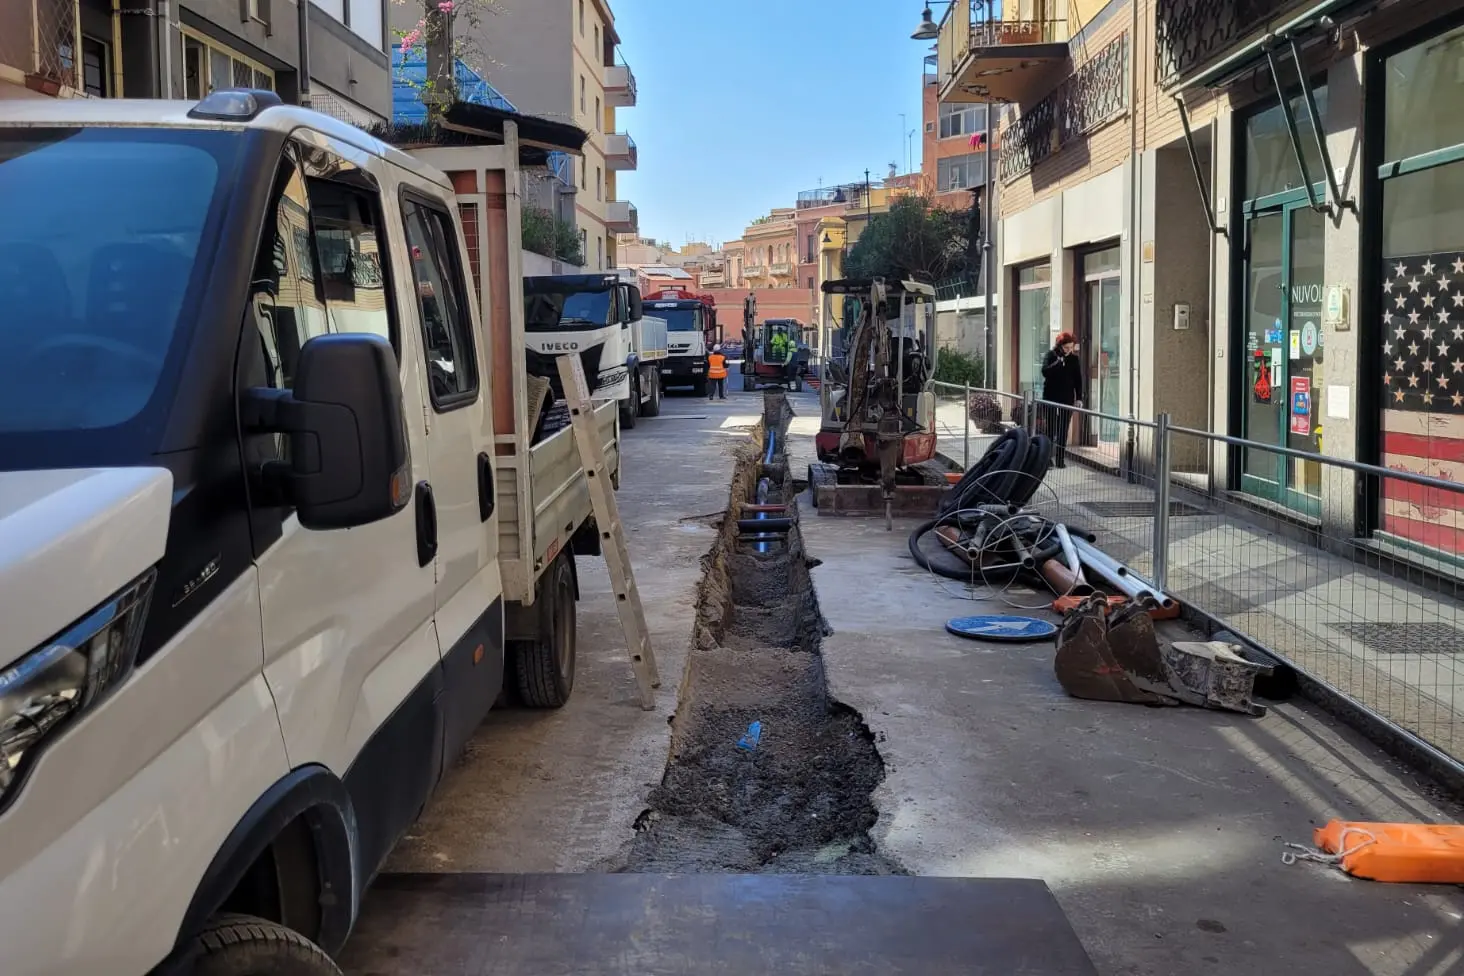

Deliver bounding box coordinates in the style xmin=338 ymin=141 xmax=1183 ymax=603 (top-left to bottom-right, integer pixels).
xmin=982 ymin=34 xmax=995 ymax=390
xmin=1055 ymin=523 xmax=1084 ymax=584
xmin=1071 ymin=536 xmax=1176 ymax=609
xmin=738 ymin=518 xmax=792 ymax=533
xmin=110 ymin=0 xmax=124 ymax=96
xmin=297 ymin=0 xmax=312 ymax=106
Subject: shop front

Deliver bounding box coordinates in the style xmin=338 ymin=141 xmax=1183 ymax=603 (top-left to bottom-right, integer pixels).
xmin=1235 ymin=88 xmax=1330 ymax=514
xmin=1373 ymin=17 xmax=1464 ymax=556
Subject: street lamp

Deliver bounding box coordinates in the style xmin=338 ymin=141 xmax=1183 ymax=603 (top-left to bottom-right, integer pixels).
xmin=911 ymin=6 xmax=940 ymax=40
xmin=910 ymin=0 xmax=996 ymax=390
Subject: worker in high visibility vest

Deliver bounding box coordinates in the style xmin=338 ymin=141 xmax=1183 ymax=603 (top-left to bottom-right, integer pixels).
xmin=707 ymin=345 xmax=728 ymax=400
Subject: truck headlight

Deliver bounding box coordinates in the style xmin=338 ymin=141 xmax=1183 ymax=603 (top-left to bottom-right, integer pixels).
xmin=0 ymin=570 xmax=156 ymax=803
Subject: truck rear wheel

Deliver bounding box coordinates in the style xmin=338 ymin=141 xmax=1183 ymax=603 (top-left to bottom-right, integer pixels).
xmin=191 ymin=914 xmax=341 ymax=976
xmin=643 ymin=370 xmax=662 ymax=417
xmin=620 ymin=378 xmax=638 ymax=430
xmin=512 ymin=553 xmax=576 ymax=708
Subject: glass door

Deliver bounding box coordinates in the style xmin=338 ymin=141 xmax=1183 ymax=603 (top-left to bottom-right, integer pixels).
xmin=1240 ymin=199 xmax=1324 ymax=514
xmin=1079 ymin=246 xmax=1122 ymax=446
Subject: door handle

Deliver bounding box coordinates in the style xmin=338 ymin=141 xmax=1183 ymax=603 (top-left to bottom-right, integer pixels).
xmin=477 ymin=452 xmax=496 ymax=523
xmin=415 ymin=481 xmax=437 ymax=568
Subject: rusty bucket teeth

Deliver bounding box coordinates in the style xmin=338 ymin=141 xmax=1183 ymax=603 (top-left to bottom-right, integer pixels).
xmin=1054 ymin=595 xmax=1174 ymax=705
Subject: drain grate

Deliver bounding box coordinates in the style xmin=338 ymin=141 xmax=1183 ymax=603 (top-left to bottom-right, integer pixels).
xmin=1080 ymin=500 xmax=1206 ymax=519
xmin=1331 ymin=621 xmax=1464 ymax=655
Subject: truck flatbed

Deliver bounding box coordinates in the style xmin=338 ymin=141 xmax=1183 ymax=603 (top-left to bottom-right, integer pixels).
xmin=340 ymin=873 xmax=1098 ymax=975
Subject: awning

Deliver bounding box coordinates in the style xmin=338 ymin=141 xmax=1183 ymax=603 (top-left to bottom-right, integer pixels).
xmin=1172 ymin=0 xmax=1373 ymax=91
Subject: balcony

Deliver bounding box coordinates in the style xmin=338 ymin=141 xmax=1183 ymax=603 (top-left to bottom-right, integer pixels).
xmin=770 ymin=262 xmax=794 ymax=277
xmin=744 ymin=265 xmax=768 ymax=279
xmin=1155 ymin=0 xmax=1314 ymax=89
xmin=605 ymin=58 xmax=638 ymax=107
xmin=606 ymin=199 xmax=638 ymax=234
xmin=699 ymin=270 xmax=726 ymax=288
xmin=936 ymin=2 xmax=1070 ymax=105
xmin=605 ymin=132 xmax=638 ymax=171
xmin=0 ymin=0 xmax=80 ymax=95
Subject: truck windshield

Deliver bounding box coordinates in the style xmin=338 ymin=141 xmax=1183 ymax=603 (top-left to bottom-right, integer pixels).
xmin=659 ymin=309 xmax=700 ymax=332
xmin=0 ymin=126 xmax=236 ymax=447
xmin=524 ymin=288 xmax=613 ymax=331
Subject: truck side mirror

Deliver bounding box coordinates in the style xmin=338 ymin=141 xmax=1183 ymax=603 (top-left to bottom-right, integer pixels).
xmin=626 ymin=285 xmax=643 ymax=323
xmin=244 ymin=332 xmax=412 ymax=531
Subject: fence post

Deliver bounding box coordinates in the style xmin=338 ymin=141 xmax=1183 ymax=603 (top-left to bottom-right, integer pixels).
xmin=962 ymin=380 xmax=972 ymax=470
xmin=1023 ymin=391 xmax=1036 ymax=437
xmin=1153 ymin=412 xmax=1172 ymax=591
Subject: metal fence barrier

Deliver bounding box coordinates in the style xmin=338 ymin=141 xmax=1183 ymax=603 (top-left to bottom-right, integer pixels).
xmin=939 ymin=394 xmax=1464 ymax=781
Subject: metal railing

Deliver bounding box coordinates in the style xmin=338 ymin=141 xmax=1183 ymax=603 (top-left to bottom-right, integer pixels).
xmin=970 ymin=16 xmax=1069 ymax=48
xmin=941 ymin=393 xmax=1464 ymax=781
xmin=0 ymin=0 xmax=78 ymax=93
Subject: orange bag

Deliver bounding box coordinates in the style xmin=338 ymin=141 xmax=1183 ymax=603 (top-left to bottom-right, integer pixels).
xmin=1291 ymin=820 xmax=1464 ymax=883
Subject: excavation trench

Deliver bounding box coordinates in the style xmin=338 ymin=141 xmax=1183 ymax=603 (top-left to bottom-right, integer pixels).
xmin=615 ymin=394 xmax=903 ymax=875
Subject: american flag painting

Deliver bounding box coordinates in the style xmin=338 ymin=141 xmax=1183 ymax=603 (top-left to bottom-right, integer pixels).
xmin=1381 ymin=251 xmax=1464 ymax=554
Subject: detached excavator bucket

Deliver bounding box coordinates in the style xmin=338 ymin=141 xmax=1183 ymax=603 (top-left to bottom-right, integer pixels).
xmin=1054 ymin=595 xmax=1174 ymax=705
xmin=1103 ymin=597 xmax=1181 ymax=706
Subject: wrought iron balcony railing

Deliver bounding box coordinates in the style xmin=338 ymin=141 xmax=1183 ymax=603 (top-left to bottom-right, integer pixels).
xmin=0 ymin=0 xmax=79 ymax=94
xmin=999 ymin=34 xmax=1128 ymax=183
xmin=1154 ymin=0 xmax=1299 ymax=86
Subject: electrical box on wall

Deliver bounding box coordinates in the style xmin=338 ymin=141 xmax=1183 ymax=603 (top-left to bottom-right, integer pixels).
xmin=1173 ymin=303 xmax=1191 ymax=331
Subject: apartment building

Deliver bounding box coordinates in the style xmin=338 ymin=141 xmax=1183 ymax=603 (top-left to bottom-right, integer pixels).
xmin=921 ymin=58 xmax=995 ymax=209
xmin=403 ymin=0 xmax=641 ymax=270
xmin=936 ymin=0 xmax=1464 ymax=553
xmin=741 ymin=208 xmax=799 ymax=290
xmin=2 ymin=0 xmax=391 ymax=123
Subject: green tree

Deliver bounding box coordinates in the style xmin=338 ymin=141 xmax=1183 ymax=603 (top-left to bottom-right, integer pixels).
xmin=522 ymin=206 xmax=585 ymax=266
xmin=844 ymin=195 xmax=971 ymax=284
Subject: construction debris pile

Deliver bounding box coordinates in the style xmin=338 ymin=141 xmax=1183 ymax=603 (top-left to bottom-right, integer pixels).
xmin=910 ymin=428 xmax=1275 ymax=716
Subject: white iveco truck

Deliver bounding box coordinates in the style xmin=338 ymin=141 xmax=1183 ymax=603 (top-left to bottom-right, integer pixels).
xmin=523 ymin=273 xmax=669 ymax=429
xmin=0 ymin=91 xmax=618 ymax=975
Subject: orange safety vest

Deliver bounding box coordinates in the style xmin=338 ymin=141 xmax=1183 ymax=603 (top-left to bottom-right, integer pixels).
xmin=708 ymin=353 xmax=728 ymax=380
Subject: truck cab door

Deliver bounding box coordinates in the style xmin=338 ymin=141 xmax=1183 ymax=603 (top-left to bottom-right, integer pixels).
xmin=242 ymin=138 xmax=441 ymax=882
xmin=396 ymin=188 xmax=504 ymax=764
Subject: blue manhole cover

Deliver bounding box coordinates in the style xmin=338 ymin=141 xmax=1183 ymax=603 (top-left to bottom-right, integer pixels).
xmin=945 ymin=615 xmax=1058 ymax=643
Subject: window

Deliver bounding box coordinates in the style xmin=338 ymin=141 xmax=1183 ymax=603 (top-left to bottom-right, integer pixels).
xmin=594 ymin=24 xmax=600 ymax=52
xmin=0 ymin=127 xmax=233 ymax=440
xmin=403 ymin=198 xmax=478 ymax=407
xmin=579 ymin=0 xmax=584 ymax=34
xmin=595 ymin=96 xmax=601 ymax=130
xmin=580 ymin=157 xmax=586 ymax=190
xmin=939 ymin=103 xmax=986 ymax=140
xmin=596 ymin=166 xmax=602 ymax=201
xmin=80 ymin=36 xmax=108 ymax=97
xmin=580 ymin=228 xmax=588 ymax=260
xmin=1243 ymin=85 xmax=1329 ymax=200
xmin=597 ymin=235 xmax=603 ymax=269
xmin=938 ymin=153 xmax=985 ymax=190
xmin=181 ymin=29 xmax=273 ymax=100
xmin=580 ymin=75 xmax=586 ymax=113
xmin=1014 ymin=262 xmax=1052 ymax=396
xmin=246 ymin=0 xmax=271 ymax=25
xmin=247 ymin=154 xmax=393 ymax=401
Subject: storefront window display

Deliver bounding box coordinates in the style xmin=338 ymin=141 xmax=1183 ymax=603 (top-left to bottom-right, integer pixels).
xmin=1378 ymin=22 xmax=1464 ymax=555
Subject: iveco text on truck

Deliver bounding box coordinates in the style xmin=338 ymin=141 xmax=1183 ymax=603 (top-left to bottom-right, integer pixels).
xmin=0 ymin=91 xmax=617 ymax=975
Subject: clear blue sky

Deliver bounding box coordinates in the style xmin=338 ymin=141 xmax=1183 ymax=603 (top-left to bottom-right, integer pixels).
xmin=613 ymin=0 xmax=930 ymax=248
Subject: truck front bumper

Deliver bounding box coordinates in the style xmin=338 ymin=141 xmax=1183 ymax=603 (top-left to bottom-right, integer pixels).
xmin=660 ymin=358 xmax=708 ymax=383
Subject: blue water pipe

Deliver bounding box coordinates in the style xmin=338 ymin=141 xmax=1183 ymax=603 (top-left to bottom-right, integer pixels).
xmin=754 ymin=429 xmax=777 ymax=553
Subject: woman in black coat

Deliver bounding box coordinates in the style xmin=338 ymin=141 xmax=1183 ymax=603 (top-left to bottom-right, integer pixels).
xmin=1040 ymin=331 xmax=1083 ymax=468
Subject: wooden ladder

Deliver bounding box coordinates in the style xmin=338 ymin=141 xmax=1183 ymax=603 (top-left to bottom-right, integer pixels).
xmin=556 ymin=355 xmax=662 ymax=711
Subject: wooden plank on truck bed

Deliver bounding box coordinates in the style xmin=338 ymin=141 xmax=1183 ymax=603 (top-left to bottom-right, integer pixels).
xmin=556 ymin=354 xmax=661 ymax=710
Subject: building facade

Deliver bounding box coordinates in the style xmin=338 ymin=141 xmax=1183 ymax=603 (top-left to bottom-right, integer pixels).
xmin=740 ymin=208 xmax=800 ymax=290
xmin=937 ymin=0 xmax=1464 ymax=558
xmin=403 ymin=0 xmax=641 ymax=270
xmin=3 ymin=0 xmax=391 ymax=123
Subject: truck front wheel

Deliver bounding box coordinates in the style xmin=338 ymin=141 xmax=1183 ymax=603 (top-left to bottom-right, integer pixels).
xmin=512 ymin=553 xmax=576 ymax=708
xmin=190 ymin=914 xmax=341 ymax=976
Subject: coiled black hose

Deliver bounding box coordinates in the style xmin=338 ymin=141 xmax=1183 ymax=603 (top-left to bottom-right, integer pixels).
xmin=908 ymin=517 xmax=1064 ymax=583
